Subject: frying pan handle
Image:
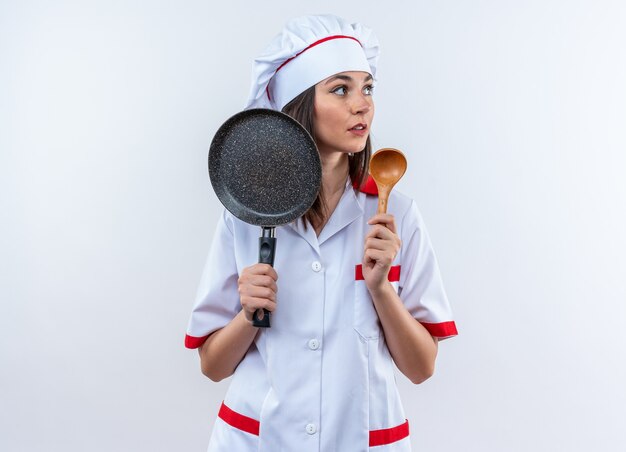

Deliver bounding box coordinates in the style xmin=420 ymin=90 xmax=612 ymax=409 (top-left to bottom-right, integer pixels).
xmin=253 ymin=227 xmax=276 ymax=328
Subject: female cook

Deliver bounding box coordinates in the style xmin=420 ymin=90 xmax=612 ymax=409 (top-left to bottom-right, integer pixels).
xmin=185 ymin=14 xmax=457 ymax=451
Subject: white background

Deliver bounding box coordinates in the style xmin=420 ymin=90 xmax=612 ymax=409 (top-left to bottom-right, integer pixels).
xmin=2 ymin=1 xmax=625 ymax=451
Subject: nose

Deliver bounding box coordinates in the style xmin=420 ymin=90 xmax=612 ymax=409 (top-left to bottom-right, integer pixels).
xmin=350 ymin=92 xmax=372 ymax=115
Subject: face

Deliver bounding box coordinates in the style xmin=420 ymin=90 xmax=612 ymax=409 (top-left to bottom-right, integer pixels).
xmin=313 ymin=71 xmax=375 ymax=156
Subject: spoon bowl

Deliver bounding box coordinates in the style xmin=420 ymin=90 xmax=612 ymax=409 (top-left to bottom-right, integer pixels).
xmin=369 ymin=148 xmax=407 ymax=214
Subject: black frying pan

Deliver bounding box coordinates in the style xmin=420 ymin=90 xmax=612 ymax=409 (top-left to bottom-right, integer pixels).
xmin=208 ymin=108 xmax=321 ymax=327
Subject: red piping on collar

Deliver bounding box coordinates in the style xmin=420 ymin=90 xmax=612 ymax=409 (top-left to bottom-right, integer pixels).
xmin=353 ymin=174 xmax=379 ymax=195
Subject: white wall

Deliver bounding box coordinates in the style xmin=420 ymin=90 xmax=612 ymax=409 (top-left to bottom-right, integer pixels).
xmin=1 ymin=1 xmax=625 ymax=451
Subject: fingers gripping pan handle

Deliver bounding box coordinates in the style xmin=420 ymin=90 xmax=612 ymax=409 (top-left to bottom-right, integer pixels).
xmin=253 ymin=227 xmax=275 ymax=327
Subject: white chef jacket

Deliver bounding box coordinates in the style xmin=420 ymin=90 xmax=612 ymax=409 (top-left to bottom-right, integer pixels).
xmin=186 ymin=178 xmax=457 ymax=452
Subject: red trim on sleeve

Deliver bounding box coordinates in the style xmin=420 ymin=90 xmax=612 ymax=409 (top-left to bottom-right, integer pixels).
xmin=420 ymin=321 xmax=458 ymax=338
xmin=355 ymin=264 xmax=401 ymax=282
xmin=184 ymin=334 xmax=209 ymax=349
xmin=218 ymin=401 xmax=260 ymax=436
xmin=353 ymin=175 xmax=379 ymax=195
xmin=369 ymin=419 xmax=410 ymax=447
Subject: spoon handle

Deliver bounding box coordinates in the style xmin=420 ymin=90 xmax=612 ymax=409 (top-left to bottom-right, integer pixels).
xmin=376 ymin=185 xmax=392 ymax=214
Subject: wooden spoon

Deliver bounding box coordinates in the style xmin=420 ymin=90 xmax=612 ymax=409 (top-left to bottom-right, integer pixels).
xmin=369 ymin=148 xmax=407 ymax=214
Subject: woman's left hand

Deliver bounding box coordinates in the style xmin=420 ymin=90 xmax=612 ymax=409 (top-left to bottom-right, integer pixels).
xmin=362 ymin=213 xmax=402 ymax=294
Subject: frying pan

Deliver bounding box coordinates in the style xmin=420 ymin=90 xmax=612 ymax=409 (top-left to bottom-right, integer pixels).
xmin=208 ymin=108 xmax=321 ymax=327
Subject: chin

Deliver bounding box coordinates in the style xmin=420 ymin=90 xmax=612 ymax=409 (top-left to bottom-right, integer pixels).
xmin=344 ymin=138 xmax=368 ymax=154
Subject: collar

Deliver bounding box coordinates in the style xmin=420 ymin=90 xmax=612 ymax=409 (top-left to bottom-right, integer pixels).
xmin=287 ymin=179 xmax=365 ymax=253
xmin=353 ymin=174 xmax=378 ymax=195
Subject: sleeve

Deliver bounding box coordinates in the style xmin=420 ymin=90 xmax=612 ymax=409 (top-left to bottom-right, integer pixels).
xmin=184 ymin=209 xmax=241 ymax=349
xmin=398 ymin=200 xmax=458 ymax=340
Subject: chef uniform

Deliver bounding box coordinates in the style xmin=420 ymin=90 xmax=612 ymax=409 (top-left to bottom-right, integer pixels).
xmin=186 ymin=15 xmax=458 ymax=452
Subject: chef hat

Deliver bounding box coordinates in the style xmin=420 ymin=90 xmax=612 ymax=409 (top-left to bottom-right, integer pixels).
xmin=245 ymin=14 xmax=380 ymax=111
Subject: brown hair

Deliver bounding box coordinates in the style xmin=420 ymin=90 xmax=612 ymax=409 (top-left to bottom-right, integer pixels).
xmin=282 ymin=85 xmax=372 ymax=229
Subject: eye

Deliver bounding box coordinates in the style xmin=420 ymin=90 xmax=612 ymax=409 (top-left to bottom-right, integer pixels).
xmin=331 ymin=85 xmax=347 ymax=96
xmin=363 ymin=84 xmax=375 ymax=96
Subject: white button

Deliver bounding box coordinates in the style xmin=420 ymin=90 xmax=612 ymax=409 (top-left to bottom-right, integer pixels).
xmin=311 ymin=261 xmax=322 ymax=272
xmin=308 ymin=339 xmax=320 ymax=350
xmin=305 ymin=423 xmax=317 ymax=435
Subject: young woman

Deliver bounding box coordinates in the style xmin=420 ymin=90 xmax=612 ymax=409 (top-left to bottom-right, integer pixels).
xmin=185 ymin=14 xmax=457 ymax=451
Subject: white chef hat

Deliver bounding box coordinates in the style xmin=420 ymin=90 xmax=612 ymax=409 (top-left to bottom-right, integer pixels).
xmin=245 ymin=14 xmax=380 ymax=111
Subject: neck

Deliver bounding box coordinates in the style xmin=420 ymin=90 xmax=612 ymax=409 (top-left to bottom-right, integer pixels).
xmin=311 ymin=152 xmax=349 ymax=236
xmin=320 ymin=152 xmax=349 ymax=200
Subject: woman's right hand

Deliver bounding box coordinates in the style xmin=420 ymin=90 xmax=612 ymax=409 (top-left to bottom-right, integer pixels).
xmin=238 ymin=263 xmax=278 ymax=323
xmin=199 ymin=264 xmax=278 ymax=381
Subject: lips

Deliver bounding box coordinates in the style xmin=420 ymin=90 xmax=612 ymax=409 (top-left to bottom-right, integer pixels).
xmin=348 ymin=123 xmax=368 ymax=136
xmin=348 ymin=123 xmax=367 ymax=131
